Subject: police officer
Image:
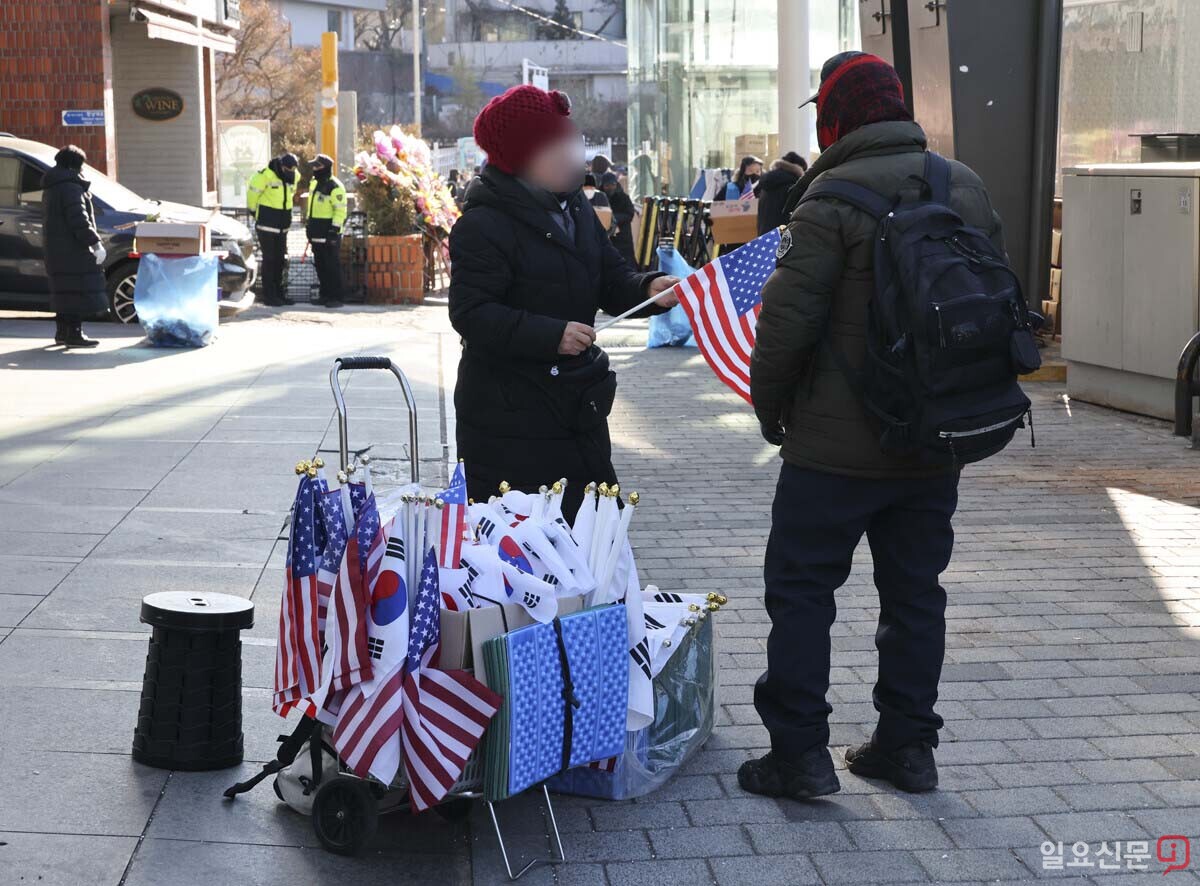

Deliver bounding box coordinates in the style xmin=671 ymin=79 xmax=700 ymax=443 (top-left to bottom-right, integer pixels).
xmin=305 ymin=154 xmax=347 ymax=308
xmin=247 ymin=153 xmax=299 ymax=307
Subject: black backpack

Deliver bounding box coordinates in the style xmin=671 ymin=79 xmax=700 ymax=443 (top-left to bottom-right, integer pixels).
xmin=800 ymin=152 xmax=1040 ymax=466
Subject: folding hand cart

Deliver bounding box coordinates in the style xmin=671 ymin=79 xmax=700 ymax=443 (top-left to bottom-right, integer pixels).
xmin=308 ymin=356 xmax=567 ymax=879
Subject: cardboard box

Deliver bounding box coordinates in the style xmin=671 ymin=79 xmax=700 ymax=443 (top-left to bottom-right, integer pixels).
xmin=710 ymin=213 xmax=758 ymax=246
xmin=1048 ymin=267 xmax=1062 ymax=302
xmin=440 ymin=596 xmax=587 ymax=691
xmin=135 ymin=222 xmax=209 ymax=256
xmin=734 ymin=134 xmax=769 ymax=161
xmin=710 ymin=198 xmax=759 ymax=246
xmin=1050 ymin=228 xmax=1062 ymax=268
xmin=1041 ymin=299 xmax=1060 ymax=334
xmin=594 ymin=205 xmax=613 ymax=231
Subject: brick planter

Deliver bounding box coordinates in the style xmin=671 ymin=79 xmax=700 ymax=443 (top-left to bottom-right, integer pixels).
xmin=365 ymin=233 xmax=424 ymax=304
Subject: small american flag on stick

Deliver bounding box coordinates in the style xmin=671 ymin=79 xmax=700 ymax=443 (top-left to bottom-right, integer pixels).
xmin=675 ymin=229 xmax=781 ymax=403
xmin=436 ymin=462 xmax=469 ymax=569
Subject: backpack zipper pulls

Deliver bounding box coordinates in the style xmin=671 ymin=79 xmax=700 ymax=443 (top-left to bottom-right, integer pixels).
xmin=880 ymin=211 xmax=895 ymax=242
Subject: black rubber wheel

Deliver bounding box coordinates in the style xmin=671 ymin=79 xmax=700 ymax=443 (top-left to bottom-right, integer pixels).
xmin=312 ymin=776 xmax=378 ymax=856
xmin=434 ymin=798 xmax=472 ymax=823
xmin=106 ymin=261 xmax=140 ymax=324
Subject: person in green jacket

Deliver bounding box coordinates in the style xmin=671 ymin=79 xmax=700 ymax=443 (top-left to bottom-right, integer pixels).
xmin=740 ymin=53 xmax=1006 ymax=801
xmin=246 ymin=153 xmax=298 ymax=306
xmin=305 ymin=154 xmax=347 ymax=308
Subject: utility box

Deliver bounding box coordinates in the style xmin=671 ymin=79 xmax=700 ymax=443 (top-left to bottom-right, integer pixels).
xmin=1062 ymin=163 xmax=1200 ymax=419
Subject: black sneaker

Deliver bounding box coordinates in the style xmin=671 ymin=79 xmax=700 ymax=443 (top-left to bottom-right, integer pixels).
xmin=845 ymin=740 xmax=938 ymax=793
xmin=319 ymin=299 xmax=344 ymax=309
xmin=737 ymin=749 xmax=840 ymax=801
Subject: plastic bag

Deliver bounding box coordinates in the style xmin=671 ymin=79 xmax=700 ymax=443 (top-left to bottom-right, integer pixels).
xmin=646 ymin=246 xmax=697 ymax=349
xmin=134 ymin=253 xmax=219 ymax=348
xmin=547 ymin=615 xmax=716 ymax=800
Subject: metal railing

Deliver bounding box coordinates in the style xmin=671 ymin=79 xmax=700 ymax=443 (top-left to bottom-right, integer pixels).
xmin=228 ymin=208 xmax=368 ymax=303
xmin=1174 ymin=331 xmax=1200 ymax=443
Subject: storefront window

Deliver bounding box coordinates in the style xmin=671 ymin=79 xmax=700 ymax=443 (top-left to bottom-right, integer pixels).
xmin=628 ymin=0 xmax=859 ymax=199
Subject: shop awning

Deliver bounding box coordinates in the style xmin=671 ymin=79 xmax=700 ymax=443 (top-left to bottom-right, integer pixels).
xmin=131 ymin=5 xmax=237 ymax=53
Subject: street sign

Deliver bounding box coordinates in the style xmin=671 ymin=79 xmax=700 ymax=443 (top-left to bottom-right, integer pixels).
xmin=61 ymin=109 xmax=105 ymax=127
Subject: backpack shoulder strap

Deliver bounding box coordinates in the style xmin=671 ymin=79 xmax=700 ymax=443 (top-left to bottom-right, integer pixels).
xmin=799 ymin=179 xmax=893 ymax=220
xmin=924 ymin=152 xmax=952 ymax=204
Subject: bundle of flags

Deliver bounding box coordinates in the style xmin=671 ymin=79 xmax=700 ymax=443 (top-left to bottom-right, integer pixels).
xmin=272 ymin=460 xmax=676 ymax=808
xmin=272 ymin=460 xmax=500 ymax=811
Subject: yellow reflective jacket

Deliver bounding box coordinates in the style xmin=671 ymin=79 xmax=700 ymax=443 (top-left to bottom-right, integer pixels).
xmin=246 ymin=164 xmax=296 ymax=231
xmin=305 ymin=176 xmax=348 ymax=241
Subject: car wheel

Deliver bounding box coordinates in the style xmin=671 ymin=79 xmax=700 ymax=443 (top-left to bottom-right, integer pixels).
xmin=107 ymin=264 xmax=139 ymax=324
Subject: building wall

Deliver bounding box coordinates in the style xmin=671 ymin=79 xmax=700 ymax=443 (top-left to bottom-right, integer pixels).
xmin=1058 ymin=0 xmax=1200 ymax=193
xmin=110 ymin=15 xmax=209 ymax=205
xmin=0 ymin=0 xmax=115 ymax=174
xmin=278 ymin=0 xmax=387 ymax=48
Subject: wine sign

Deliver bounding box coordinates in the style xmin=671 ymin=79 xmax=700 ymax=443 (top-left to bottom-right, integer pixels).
xmin=132 ymin=88 xmax=184 ymax=122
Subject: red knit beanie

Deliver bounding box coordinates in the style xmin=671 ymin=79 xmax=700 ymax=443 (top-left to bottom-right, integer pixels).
xmin=814 ymin=52 xmax=911 ymax=151
xmin=473 ymin=85 xmax=575 ymax=175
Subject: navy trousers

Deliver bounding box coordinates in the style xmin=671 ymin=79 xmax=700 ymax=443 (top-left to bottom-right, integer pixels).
xmin=754 ymin=463 xmax=959 ymax=758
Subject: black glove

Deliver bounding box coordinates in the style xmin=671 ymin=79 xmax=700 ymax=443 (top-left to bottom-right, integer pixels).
xmin=760 ymin=422 xmax=785 ymax=446
xmin=330 ymin=227 xmax=341 ymax=238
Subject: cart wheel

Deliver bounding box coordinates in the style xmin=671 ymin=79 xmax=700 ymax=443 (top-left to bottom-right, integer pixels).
xmin=312 ymin=776 xmax=378 ymax=856
xmin=434 ymin=798 xmax=472 ymax=823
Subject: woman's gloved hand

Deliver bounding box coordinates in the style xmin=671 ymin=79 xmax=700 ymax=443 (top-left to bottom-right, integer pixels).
xmin=91 ymin=243 xmax=107 ymax=266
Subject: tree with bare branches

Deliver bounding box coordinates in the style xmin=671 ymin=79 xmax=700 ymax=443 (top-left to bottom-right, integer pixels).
xmin=215 ymin=0 xmax=322 ymax=151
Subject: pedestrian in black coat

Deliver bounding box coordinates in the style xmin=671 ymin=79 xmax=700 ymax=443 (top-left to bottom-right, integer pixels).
xmin=600 ymin=172 xmax=638 ymax=269
xmin=42 ymin=145 xmax=106 ymax=348
xmin=450 ymin=85 xmax=679 ymax=519
xmin=754 ymin=152 xmax=808 ymax=235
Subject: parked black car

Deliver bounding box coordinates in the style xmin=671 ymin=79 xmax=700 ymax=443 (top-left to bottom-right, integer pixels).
xmin=0 ymin=135 xmax=257 ymax=322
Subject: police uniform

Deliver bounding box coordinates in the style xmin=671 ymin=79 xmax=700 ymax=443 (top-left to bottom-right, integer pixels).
xmin=306 ymin=154 xmax=347 ymax=307
xmin=246 ymin=155 xmax=298 ymax=306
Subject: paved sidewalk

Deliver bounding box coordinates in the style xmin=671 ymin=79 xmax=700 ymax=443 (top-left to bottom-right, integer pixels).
xmin=0 ymin=307 xmax=1198 ymax=885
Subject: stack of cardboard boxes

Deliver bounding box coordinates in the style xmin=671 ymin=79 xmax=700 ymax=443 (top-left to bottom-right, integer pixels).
xmin=1043 ymin=202 xmax=1063 ymax=338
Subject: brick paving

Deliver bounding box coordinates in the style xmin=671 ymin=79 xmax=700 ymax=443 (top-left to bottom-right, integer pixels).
xmin=0 ymin=306 xmax=1198 ymax=885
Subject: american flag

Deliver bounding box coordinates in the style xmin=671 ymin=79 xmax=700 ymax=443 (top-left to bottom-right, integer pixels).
xmin=675 ymin=229 xmax=781 ymax=403
xmin=325 ymin=488 xmax=378 ymax=694
xmin=315 ymin=488 xmax=350 ymax=634
xmin=401 ymin=548 xmax=501 ymax=810
xmin=272 ymin=475 xmax=323 ymax=717
xmin=333 ymin=547 xmax=501 ymax=810
xmin=436 ymin=462 xmax=468 ymax=569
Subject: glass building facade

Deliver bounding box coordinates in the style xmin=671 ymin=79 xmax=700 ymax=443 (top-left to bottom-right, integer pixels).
xmin=626 ymin=0 xmax=860 ymax=198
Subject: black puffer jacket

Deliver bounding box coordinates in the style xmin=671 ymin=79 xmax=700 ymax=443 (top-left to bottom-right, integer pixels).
xmin=41 ymin=164 xmax=107 ymax=315
xmin=606 ymin=185 xmax=638 ymax=267
xmin=755 ymin=158 xmax=806 ymax=236
xmin=448 ymin=166 xmax=663 ymax=516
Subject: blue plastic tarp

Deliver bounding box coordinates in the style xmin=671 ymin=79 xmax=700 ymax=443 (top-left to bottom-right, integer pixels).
xmin=133 ymin=253 xmax=219 ymax=348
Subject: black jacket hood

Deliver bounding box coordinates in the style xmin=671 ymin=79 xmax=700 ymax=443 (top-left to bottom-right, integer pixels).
xmin=42 ymin=164 xmax=89 ymax=191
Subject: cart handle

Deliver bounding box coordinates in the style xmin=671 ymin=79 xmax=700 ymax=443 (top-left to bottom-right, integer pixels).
xmin=329 ymin=356 xmax=420 ymax=484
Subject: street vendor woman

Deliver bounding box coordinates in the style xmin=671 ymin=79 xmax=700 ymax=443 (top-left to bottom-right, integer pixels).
xmin=449 ymin=85 xmax=679 ymax=520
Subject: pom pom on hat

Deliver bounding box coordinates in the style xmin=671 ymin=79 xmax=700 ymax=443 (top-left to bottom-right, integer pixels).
xmin=473 ymin=84 xmax=575 ymax=175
